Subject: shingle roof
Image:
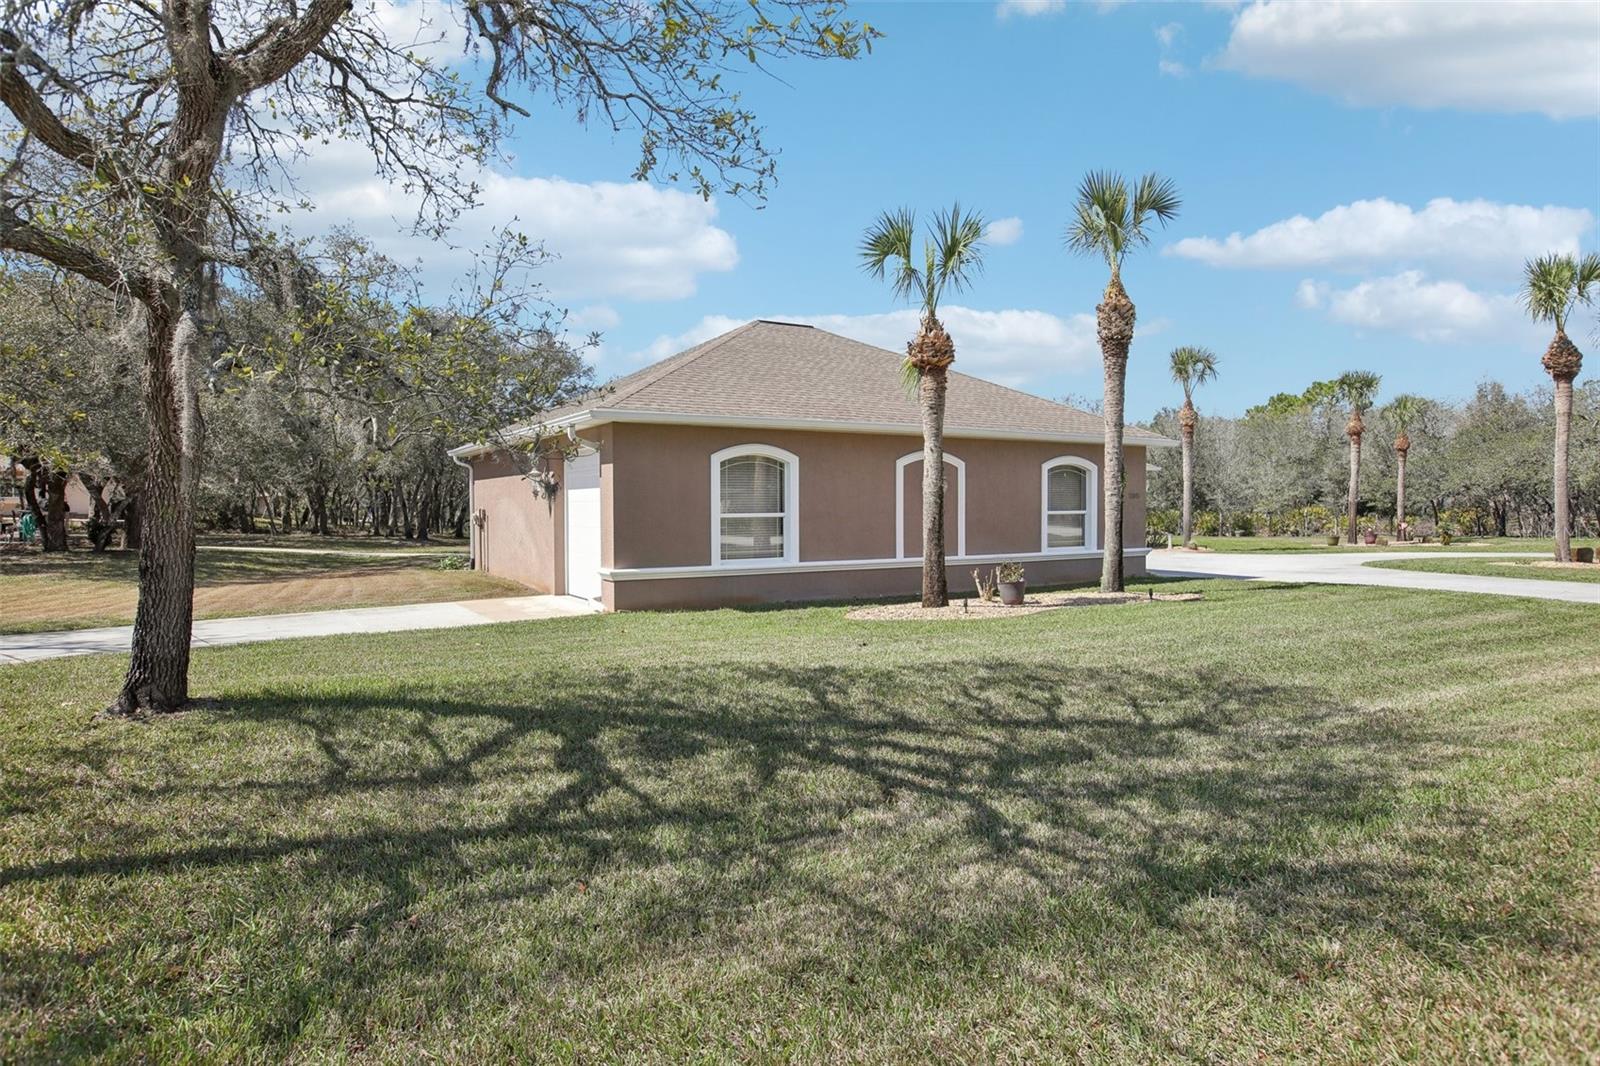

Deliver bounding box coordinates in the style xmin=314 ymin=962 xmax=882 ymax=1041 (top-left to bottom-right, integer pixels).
xmin=467 ymin=320 xmax=1172 ymax=451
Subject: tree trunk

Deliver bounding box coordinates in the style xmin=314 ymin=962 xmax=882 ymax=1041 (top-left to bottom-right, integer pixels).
xmin=919 ymin=368 xmax=950 ymax=607
xmin=123 ymin=490 xmax=142 ymax=549
xmin=1096 ymin=275 xmax=1135 ymax=592
xmin=1180 ymin=420 xmax=1195 ymax=548
xmin=112 ymin=293 xmax=203 ymax=716
xmin=1394 ymin=450 xmax=1407 ymax=540
xmin=1345 ymin=434 xmax=1362 ymax=545
xmin=41 ymin=467 xmax=69 ymax=551
xmin=1553 ymin=376 xmax=1574 ymax=562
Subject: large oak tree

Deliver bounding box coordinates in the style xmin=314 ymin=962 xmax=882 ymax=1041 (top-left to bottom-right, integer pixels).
xmin=0 ymin=0 xmax=875 ymax=713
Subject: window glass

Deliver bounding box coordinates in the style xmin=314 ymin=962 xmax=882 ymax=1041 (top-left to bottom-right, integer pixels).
xmin=719 ymin=455 xmax=787 ymax=560
xmin=720 ymin=456 xmax=785 ymax=515
xmin=1046 ymin=464 xmax=1088 ymax=548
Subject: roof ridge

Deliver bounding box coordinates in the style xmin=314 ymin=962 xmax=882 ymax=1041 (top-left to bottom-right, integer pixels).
xmin=597 ymin=320 xmax=760 ymax=409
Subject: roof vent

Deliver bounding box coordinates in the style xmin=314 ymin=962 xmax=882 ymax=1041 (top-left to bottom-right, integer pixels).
xmin=755 ymin=319 xmax=814 ymax=328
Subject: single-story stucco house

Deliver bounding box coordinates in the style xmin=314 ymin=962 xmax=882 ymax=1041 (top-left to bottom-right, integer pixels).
xmin=449 ymin=320 xmax=1174 ymax=610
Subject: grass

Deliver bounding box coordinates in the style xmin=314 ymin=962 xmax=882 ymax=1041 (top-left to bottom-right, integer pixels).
xmin=0 ymin=548 xmax=520 ymax=634
xmin=3 ymin=580 xmax=1598 ymax=1061
xmin=197 ymin=532 xmax=468 ymax=553
xmin=1184 ymin=534 xmax=1596 ymax=554
xmin=1367 ymin=556 xmax=1600 ymax=584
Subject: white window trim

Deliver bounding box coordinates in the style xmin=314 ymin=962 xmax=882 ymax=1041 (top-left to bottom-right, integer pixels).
xmin=894 ymin=451 xmax=966 ymax=559
xmin=710 ymin=443 xmax=800 ymax=567
xmin=1041 ymin=455 xmax=1098 ymax=554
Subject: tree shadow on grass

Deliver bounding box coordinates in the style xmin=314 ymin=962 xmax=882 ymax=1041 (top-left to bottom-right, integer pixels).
xmin=1 ymin=659 xmax=1581 ymax=1057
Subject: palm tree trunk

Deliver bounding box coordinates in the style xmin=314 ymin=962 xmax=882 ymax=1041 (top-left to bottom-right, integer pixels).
xmin=1180 ymin=419 xmax=1195 ymax=548
xmin=1345 ymin=436 xmax=1361 ymax=544
xmin=1096 ymin=275 xmax=1135 ymax=592
xmin=1553 ymin=376 xmax=1573 ymax=562
xmin=1395 ymin=451 xmax=1407 ymax=540
xmin=919 ymin=368 xmax=950 ymax=607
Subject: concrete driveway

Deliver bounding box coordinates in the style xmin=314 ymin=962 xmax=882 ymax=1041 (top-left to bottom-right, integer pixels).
xmin=1150 ymin=548 xmax=1600 ymax=605
xmin=0 ymin=595 xmax=599 ymax=665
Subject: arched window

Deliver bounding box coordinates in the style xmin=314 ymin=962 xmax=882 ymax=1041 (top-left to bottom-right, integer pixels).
xmin=895 ymin=451 xmax=966 ymax=559
xmin=711 ymin=445 xmax=799 ymax=565
xmin=1041 ymin=456 xmax=1098 ymax=552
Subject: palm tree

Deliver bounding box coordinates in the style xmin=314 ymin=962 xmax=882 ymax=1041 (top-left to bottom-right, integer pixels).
xmin=1520 ymin=252 xmax=1600 ymax=562
xmin=1066 ymin=171 xmax=1181 ymax=591
xmin=1383 ymin=394 xmax=1424 ymax=540
xmin=1336 ymin=371 xmax=1382 ymax=545
xmin=861 ymin=204 xmax=986 ymax=606
xmin=1168 ymin=346 xmax=1218 ymax=548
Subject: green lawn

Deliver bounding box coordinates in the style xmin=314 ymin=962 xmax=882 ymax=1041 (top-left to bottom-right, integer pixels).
xmin=3 ymin=581 xmax=1598 ymax=1061
xmin=0 ymin=548 xmax=518 ymax=634
xmin=197 ymin=532 xmax=469 ymax=553
xmin=1367 ymin=557 xmax=1600 ymax=584
xmin=1185 ymin=534 xmax=1595 ymax=555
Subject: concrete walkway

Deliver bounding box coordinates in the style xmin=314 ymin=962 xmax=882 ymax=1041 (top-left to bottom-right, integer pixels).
xmin=0 ymin=595 xmax=599 ymax=665
xmin=1149 ymin=548 xmax=1600 ymax=605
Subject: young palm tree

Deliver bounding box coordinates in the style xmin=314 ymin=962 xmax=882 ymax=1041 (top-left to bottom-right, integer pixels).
xmin=1520 ymin=252 xmax=1600 ymax=562
xmin=1383 ymin=394 xmax=1424 ymax=540
xmin=1168 ymin=346 xmax=1218 ymax=548
xmin=1066 ymin=171 xmax=1181 ymax=591
xmin=861 ymin=204 xmax=987 ymax=606
xmin=1336 ymin=371 xmax=1382 ymax=545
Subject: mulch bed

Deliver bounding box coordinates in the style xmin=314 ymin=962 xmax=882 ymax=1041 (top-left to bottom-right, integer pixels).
xmin=846 ymin=589 xmax=1202 ymax=622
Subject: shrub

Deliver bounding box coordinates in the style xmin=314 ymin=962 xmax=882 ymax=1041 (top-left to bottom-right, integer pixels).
xmin=434 ymin=554 xmax=471 ymax=571
xmin=995 ymin=561 xmax=1025 ymax=584
xmin=1194 ymin=511 xmax=1221 ymax=536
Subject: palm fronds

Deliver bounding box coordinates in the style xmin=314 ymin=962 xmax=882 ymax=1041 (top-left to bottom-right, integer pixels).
xmin=1168 ymin=345 xmax=1218 ymax=402
xmin=1065 ymin=170 xmax=1182 ymax=273
xmin=1336 ymin=370 xmax=1382 ymax=414
xmin=1520 ymin=252 xmax=1600 ymax=331
xmin=1384 ymin=393 xmax=1426 ymax=433
xmin=860 ymin=203 xmax=986 ymax=322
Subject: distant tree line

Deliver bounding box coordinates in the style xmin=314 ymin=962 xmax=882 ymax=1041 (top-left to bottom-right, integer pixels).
xmin=1144 ymin=378 xmax=1600 ymax=540
xmin=1 ymin=235 xmax=594 ymax=551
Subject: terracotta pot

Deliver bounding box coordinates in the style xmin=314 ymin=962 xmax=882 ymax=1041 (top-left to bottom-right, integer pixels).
xmin=998 ymin=580 xmax=1026 ymax=606
xmin=1364 ymin=531 xmax=1377 ymax=545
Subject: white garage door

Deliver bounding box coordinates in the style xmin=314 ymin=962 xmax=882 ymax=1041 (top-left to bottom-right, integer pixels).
xmin=564 ymin=450 xmax=602 ymax=601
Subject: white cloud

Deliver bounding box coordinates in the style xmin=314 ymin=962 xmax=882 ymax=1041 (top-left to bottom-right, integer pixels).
xmin=1168 ymin=197 xmax=1593 ymax=272
xmin=996 ymin=0 xmax=1066 ymax=20
xmin=985 ymin=217 xmax=1024 ymax=246
xmin=1156 ymin=21 xmax=1183 ymax=47
xmin=295 ymin=139 xmax=739 ymax=302
xmin=567 ymin=305 xmax=621 ymax=330
xmin=368 ymin=0 xmax=467 ymax=65
xmin=1217 ymin=0 xmax=1600 ymax=120
xmin=628 ymin=307 xmax=1101 ymax=388
xmin=1295 ymin=270 xmax=1527 ymax=342
xmin=1158 ymin=59 xmax=1189 ymax=78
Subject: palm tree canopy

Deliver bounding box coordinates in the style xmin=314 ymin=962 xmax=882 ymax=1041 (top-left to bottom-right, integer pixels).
xmin=1520 ymin=252 xmax=1600 ymax=331
xmin=1384 ymin=393 xmax=1426 ymax=433
xmin=1336 ymin=370 xmax=1382 ymax=415
xmin=1064 ymin=171 xmax=1181 ymax=275
xmin=1169 ymin=345 xmax=1219 ymax=402
xmin=860 ymin=203 xmax=986 ymax=319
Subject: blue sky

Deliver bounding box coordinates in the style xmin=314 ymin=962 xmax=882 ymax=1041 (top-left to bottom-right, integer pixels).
xmin=301 ymin=1 xmax=1600 ymax=418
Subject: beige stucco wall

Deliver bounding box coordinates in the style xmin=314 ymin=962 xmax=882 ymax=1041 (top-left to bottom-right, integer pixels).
xmin=470 ymin=422 xmax=1152 ymax=610
xmin=606 ymin=423 xmax=1147 ymax=568
xmin=468 ymin=450 xmax=564 ymax=593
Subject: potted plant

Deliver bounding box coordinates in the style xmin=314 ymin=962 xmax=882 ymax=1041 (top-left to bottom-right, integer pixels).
xmin=1325 ymin=524 xmax=1341 ymax=548
xmin=995 ymin=562 xmax=1026 ymax=605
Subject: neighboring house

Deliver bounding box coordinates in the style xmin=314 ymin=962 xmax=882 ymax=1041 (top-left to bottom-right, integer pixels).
xmin=450 ymin=320 xmax=1174 ymax=610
